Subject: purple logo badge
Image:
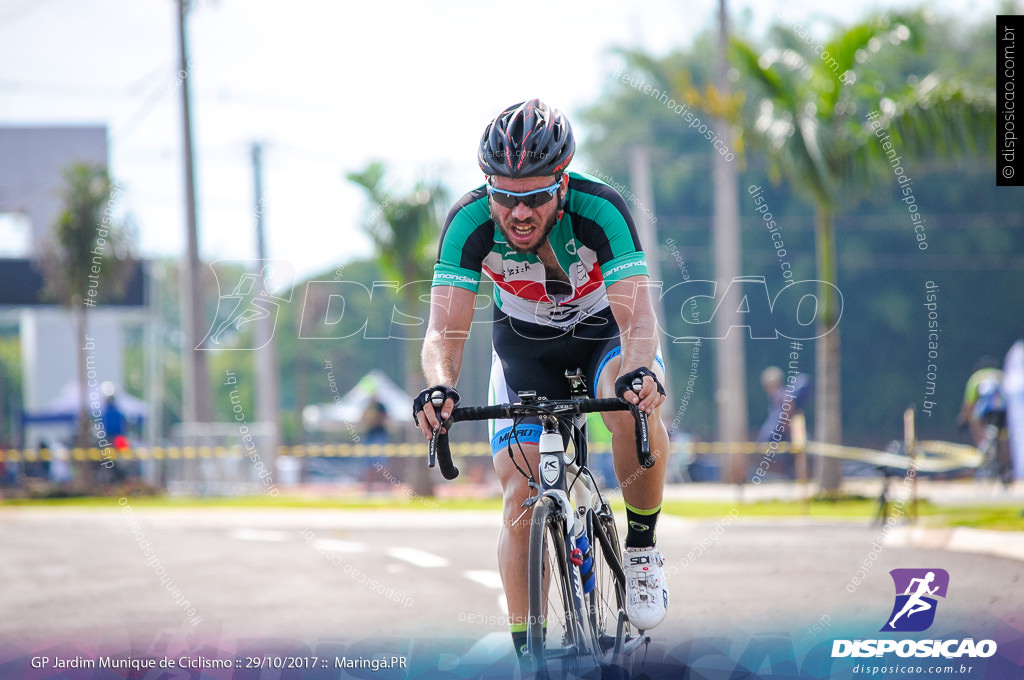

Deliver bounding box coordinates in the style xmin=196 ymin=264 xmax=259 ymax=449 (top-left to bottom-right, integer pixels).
xmin=881 ymin=568 xmax=949 ymax=632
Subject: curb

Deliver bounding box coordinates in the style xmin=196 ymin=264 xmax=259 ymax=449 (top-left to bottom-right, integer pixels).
xmin=884 ymin=525 xmax=1024 ymax=562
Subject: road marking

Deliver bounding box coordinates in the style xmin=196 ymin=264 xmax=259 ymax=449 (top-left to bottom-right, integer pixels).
xmin=387 ymin=547 xmax=449 ymax=568
xmin=229 ymin=529 xmax=290 ymax=542
xmin=464 ymin=570 xmax=504 ymax=590
xmin=314 ymin=539 xmax=366 ymax=553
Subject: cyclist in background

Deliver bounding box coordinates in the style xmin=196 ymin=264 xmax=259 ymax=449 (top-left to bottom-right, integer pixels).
xmin=959 ymin=357 xmax=1006 ymax=446
xmin=959 ymin=357 xmax=1010 ymax=483
xmin=413 ymin=99 xmax=671 ymax=660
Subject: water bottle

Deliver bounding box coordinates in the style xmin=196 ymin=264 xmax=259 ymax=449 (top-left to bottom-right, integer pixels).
xmin=573 ymin=519 xmax=595 ymax=594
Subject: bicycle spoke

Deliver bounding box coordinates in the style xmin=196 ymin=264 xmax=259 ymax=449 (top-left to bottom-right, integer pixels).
xmin=587 ymin=510 xmax=636 ymax=667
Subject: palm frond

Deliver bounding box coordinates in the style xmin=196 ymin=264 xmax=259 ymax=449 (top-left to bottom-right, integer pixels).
xmin=880 ymin=74 xmax=996 ymax=161
xmin=731 ymin=39 xmax=798 ymax=110
xmin=347 ymin=165 xmax=447 ymax=284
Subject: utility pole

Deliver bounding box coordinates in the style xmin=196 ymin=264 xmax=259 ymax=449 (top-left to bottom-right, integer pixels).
xmin=251 ymin=141 xmax=280 ymax=475
xmin=176 ymin=0 xmax=210 ymax=436
xmin=144 ymin=261 xmax=165 ymax=484
xmin=712 ymin=0 xmax=749 ymax=485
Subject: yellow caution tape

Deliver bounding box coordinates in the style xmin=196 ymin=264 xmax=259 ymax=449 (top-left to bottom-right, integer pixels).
xmin=0 ymin=439 xmax=982 ymax=471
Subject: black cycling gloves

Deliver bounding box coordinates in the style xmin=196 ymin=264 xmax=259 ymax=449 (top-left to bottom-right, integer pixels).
xmin=412 ymin=385 xmax=461 ymax=425
xmin=614 ymin=367 xmax=666 ymax=401
xmin=415 ymin=372 xmax=659 ymax=424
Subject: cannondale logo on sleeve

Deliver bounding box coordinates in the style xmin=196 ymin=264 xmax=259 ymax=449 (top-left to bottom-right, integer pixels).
xmin=832 ymin=568 xmax=997 ymax=659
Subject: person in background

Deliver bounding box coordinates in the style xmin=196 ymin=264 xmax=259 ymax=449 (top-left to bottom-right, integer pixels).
xmin=361 ymin=398 xmax=390 ymax=490
xmin=363 ymin=399 xmax=389 ymax=445
xmin=101 ymin=391 xmax=131 ymax=480
xmin=959 ymin=356 xmax=1011 ymax=485
xmin=756 ymin=366 xmax=812 ymax=478
xmin=958 ymin=357 xmax=1006 ymax=448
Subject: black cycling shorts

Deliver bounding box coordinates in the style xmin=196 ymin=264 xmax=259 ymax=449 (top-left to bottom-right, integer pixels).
xmin=487 ymin=307 xmax=663 ymax=455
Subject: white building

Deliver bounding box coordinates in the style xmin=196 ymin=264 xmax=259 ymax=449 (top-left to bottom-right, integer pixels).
xmin=0 ymin=125 xmax=149 ymax=449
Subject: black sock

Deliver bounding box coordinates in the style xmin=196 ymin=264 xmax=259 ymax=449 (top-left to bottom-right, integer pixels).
xmin=625 ymin=503 xmax=660 ymax=549
xmin=511 ymin=626 xmax=529 ymax=658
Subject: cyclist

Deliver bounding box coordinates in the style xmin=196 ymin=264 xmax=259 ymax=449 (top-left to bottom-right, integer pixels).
xmin=959 ymin=356 xmax=1010 ymax=481
xmin=413 ymin=99 xmax=671 ymax=659
xmin=959 ymin=358 xmax=1006 ymax=444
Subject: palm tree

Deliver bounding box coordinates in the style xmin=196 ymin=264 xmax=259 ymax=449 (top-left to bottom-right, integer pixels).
xmin=733 ymin=12 xmax=994 ymax=490
xmin=37 ymin=163 xmax=135 ymax=446
xmin=348 ymin=162 xmax=448 ymax=493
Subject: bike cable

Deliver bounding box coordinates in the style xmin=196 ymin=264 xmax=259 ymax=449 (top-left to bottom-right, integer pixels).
xmin=506 ymin=413 xmax=537 ymax=483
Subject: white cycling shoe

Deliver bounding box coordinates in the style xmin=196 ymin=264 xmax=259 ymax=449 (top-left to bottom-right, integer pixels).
xmin=623 ymin=546 xmax=669 ymax=630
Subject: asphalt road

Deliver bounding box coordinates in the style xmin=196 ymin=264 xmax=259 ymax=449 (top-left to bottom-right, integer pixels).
xmin=0 ymin=504 xmax=1021 ymax=660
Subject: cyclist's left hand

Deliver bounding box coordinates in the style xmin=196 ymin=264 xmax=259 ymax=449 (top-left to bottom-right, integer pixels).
xmin=614 ymin=367 xmax=666 ymax=415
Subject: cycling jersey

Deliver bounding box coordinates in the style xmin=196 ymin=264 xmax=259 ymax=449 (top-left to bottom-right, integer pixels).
xmin=964 ymin=368 xmax=1006 ymax=418
xmin=432 ymin=171 xmax=648 ymax=328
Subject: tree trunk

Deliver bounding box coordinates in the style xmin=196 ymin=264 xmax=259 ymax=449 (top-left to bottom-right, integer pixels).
xmin=711 ymin=0 xmax=749 ymax=485
xmin=814 ymin=205 xmax=843 ymax=492
xmin=710 ymin=137 xmax=748 ymax=484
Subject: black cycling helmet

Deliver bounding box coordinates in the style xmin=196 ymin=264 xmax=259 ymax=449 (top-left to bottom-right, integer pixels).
xmin=478 ymin=99 xmax=575 ymax=178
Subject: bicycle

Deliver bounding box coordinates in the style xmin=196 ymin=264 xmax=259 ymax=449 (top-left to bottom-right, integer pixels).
xmin=426 ymin=369 xmax=654 ymax=677
xmin=977 ymin=420 xmax=1013 ymax=488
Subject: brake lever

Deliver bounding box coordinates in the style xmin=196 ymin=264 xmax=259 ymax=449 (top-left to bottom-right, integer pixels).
xmin=631 ymin=377 xmax=653 ymax=468
xmin=427 ymin=391 xmax=455 ymax=476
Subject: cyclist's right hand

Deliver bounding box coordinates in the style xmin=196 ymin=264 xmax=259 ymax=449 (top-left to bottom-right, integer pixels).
xmin=413 ymin=385 xmax=461 ymax=439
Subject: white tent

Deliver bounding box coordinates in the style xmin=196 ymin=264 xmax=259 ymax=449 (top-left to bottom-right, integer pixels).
xmin=21 ymin=380 xmax=147 ymax=450
xmin=23 ymin=380 xmax=147 ymax=424
xmin=302 ymin=369 xmax=411 ymax=431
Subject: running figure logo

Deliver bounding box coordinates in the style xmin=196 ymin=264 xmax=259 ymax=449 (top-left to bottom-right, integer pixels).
xmin=198 ymin=260 xmax=294 ymax=350
xmin=881 ymin=568 xmax=949 ymax=632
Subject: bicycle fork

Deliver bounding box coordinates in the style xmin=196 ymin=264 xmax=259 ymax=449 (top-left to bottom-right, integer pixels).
xmin=536 ymin=417 xmax=590 ymax=656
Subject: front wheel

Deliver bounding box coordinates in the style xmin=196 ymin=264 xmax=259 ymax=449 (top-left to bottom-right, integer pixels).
xmin=527 ymin=496 xmax=587 ymax=675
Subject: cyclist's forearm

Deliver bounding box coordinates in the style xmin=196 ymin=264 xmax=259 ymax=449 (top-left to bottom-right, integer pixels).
xmin=421 ymin=285 xmax=476 ymax=387
xmin=607 ymin=276 xmax=660 ymax=369
xmin=421 ymin=332 xmax=466 ymax=387
xmin=618 ymin=314 xmax=660 ymax=372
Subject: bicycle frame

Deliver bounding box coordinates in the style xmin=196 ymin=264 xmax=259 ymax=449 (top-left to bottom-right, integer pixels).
xmin=425 ymin=369 xmax=652 ymax=670
xmin=508 ymin=372 xmax=647 ymax=667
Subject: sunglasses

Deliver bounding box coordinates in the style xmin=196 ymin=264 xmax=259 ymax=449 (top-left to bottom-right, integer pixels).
xmin=487 ymin=181 xmax=560 ymax=209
